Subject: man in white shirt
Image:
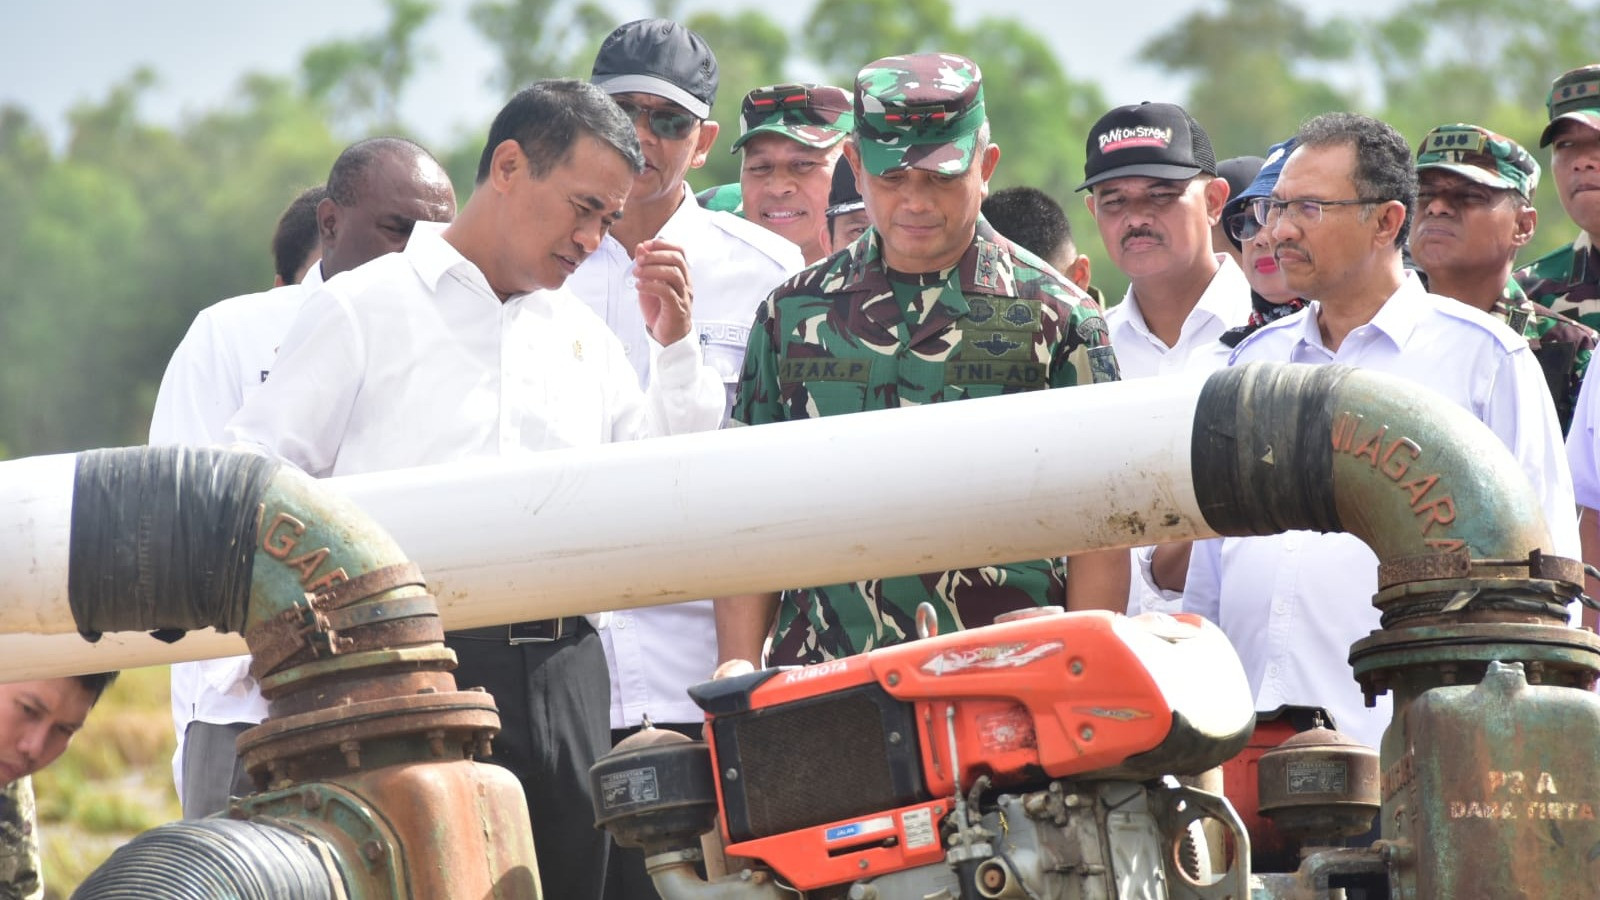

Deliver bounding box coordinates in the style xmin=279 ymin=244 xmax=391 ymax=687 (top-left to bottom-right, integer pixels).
xmin=1183 ymin=113 xmax=1578 ymax=751
xmin=153 ymin=138 xmax=456 ymax=820
xmin=575 ymin=23 xmax=802 ymax=898
xmin=225 ymin=81 xmax=726 ymax=898
xmin=1080 ymin=101 xmax=1251 ymax=613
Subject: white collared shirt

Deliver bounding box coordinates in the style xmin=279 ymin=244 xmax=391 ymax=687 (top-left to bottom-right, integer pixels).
xmin=150 ymin=264 xmax=325 ymax=793
xmin=1567 ymin=365 xmax=1600 ymax=509
xmin=568 ymin=184 xmax=803 ymax=728
xmin=1104 ymin=253 xmax=1251 ymax=379
xmin=226 ymin=222 xmax=726 ymax=475
xmin=1183 ymin=272 xmax=1579 ymax=750
xmin=1108 ymin=254 xmax=1251 ymax=615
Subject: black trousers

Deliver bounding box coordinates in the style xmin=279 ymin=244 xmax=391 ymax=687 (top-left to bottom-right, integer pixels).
xmin=447 ymin=620 xmax=611 ymax=900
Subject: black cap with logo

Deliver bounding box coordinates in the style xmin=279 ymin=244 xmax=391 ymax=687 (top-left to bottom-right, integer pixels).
xmin=1078 ymin=101 xmax=1216 ymax=191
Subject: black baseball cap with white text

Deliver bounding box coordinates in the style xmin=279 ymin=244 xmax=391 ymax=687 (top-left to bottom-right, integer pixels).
xmin=1078 ymin=101 xmax=1216 ymax=191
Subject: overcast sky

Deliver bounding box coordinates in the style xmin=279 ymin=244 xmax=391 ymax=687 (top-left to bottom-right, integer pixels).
xmin=2 ymin=0 xmax=1396 ymax=151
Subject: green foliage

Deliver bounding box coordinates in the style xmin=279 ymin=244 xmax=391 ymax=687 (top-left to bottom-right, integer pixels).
xmin=469 ymin=0 xmax=618 ymax=94
xmin=685 ymin=8 xmax=794 ymax=188
xmin=301 ymin=0 xmax=438 ymax=132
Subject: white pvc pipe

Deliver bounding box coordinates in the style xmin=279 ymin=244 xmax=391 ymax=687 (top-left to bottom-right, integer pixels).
xmin=0 ymin=376 xmax=1213 ymax=678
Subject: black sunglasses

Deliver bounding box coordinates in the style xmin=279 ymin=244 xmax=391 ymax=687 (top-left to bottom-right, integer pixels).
xmin=614 ymin=99 xmax=699 ymax=141
xmin=1226 ymin=209 xmax=1263 ymax=243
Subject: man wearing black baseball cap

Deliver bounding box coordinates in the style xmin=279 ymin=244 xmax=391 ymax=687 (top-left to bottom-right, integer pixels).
xmin=1079 ymin=101 xmax=1250 ymax=615
xmin=576 ymin=19 xmax=803 ymax=900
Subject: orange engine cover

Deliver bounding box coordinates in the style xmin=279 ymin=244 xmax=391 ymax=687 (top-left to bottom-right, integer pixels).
xmin=693 ymin=610 xmax=1254 ymax=891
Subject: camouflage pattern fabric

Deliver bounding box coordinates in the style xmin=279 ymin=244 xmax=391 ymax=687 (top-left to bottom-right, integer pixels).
xmin=853 ymin=53 xmax=985 ymax=176
xmin=731 ymin=83 xmax=853 ymax=153
xmin=732 ymin=217 xmax=1120 ymax=665
xmin=1516 ymin=231 xmax=1600 ymax=333
xmin=1415 ymin=124 xmax=1540 ymax=199
xmin=695 ymin=182 xmax=743 ymax=215
xmin=0 ymin=778 xmax=42 ymax=900
xmin=1498 ymin=275 xmax=1596 ymax=435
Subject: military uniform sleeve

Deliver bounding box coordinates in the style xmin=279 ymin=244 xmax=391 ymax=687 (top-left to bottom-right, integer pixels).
xmin=733 ymin=297 xmax=783 ymax=426
xmin=150 ymin=308 xmax=242 ymax=446
xmin=1047 ymin=289 xmax=1121 ymax=389
xmin=223 ymin=287 xmax=364 ymax=478
xmin=0 ymin=777 xmax=41 ymax=900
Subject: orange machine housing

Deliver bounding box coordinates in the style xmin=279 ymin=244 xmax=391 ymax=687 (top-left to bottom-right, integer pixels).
xmin=693 ymin=610 xmax=1252 ymax=892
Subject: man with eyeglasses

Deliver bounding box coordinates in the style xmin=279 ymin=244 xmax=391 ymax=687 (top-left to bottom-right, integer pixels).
xmin=579 ymin=20 xmax=803 ymax=900
xmin=1181 ymin=112 xmax=1578 ymax=752
xmin=1411 ymin=123 xmax=1595 ymax=435
xmin=717 ymin=51 xmax=1125 ymax=678
xmin=697 ymin=83 xmax=855 ymax=264
xmin=1080 ymin=101 xmax=1251 ymax=614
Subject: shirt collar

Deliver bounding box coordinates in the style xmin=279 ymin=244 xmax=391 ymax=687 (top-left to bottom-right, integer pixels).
xmin=1112 ymin=253 xmax=1251 ymax=336
xmin=406 ymin=220 xmax=481 ymax=293
xmin=1298 ymin=270 xmax=1425 ymax=356
xmin=302 ymin=260 xmax=325 ymax=289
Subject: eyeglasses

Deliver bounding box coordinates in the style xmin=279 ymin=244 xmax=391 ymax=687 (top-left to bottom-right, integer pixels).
xmin=1225 ymin=209 xmax=1262 ymax=243
xmin=613 ymin=99 xmax=699 ymax=141
xmin=1251 ymin=196 xmax=1386 ymax=228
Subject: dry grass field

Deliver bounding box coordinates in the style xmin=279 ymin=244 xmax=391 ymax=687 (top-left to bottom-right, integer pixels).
xmin=32 ymin=666 xmax=181 ymax=896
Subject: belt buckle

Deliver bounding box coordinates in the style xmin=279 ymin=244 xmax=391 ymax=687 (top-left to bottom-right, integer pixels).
xmin=507 ymin=618 xmax=563 ymax=645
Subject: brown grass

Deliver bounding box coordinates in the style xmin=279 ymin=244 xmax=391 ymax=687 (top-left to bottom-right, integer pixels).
xmin=34 ymin=665 xmax=181 ymax=898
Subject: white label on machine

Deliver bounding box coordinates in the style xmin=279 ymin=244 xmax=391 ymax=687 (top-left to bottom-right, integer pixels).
xmin=902 ymin=807 xmax=936 ymax=849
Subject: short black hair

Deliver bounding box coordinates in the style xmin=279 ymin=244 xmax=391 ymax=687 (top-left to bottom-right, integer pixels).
xmin=270 ymin=184 xmax=326 ymax=284
xmin=983 ymin=186 xmax=1074 ymax=263
xmin=326 ymin=137 xmax=440 ymax=208
xmin=1295 ymin=112 xmax=1417 ymax=247
xmin=475 ymin=79 xmax=645 ymax=185
xmin=74 ymin=672 xmax=119 ymax=705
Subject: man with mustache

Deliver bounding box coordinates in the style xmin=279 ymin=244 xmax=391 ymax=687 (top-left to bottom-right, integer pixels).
xmin=1081 ymin=101 xmax=1251 ymax=614
xmin=1182 ymin=112 xmax=1577 ymax=751
xmin=1410 ymin=123 xmax=1594 ymax=435
xmin=717 ymin=52 xmax=1126 ymax=676
xmin=226 ymin=80 xmax=727 ymax=898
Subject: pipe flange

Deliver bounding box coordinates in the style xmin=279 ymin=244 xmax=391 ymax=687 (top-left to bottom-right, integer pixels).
xmin=1371 ymin=576 xmax=1579 ymax=629
xmin=1349 ymin=621 xmax=1600 ymax=700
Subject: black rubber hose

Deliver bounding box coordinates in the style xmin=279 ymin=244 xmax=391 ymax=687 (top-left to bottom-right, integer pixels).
xmin=71 ymin=818 xmax=338 ymax=899
xmin=67 ymin=446 xmax=278 ymax=639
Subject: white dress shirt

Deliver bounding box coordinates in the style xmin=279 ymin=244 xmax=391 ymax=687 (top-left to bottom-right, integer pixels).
xmin=1107 ymin=255 xmax=1251 ymax=615
xmin=1567 ymin=366 xmax=1600 ymax=509
xmin=225 ymin=222 xmax=726 ymax=476
xmin=150 ymin=264 xmax=324 ymax=793
xmin=1183 ymin=272 xmax=1579 ymax=750
xmin=567 ymin=184 xmax=803 ymax=728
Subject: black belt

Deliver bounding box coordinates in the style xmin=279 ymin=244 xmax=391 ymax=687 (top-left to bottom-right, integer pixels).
xmin=450 ymin=617 xmax=586 ymax=645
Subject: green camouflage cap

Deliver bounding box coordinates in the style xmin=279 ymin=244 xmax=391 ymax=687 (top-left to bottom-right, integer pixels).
xmin=853 ymin=52 xmax=986 ymax=176
xmin=1541 ymin=64 xmax=1600 ymax=147
xmin=730 ymin=83 xmax=855 ymax=153
xmin=1416 ymin=124 xmax=1540 ymax=200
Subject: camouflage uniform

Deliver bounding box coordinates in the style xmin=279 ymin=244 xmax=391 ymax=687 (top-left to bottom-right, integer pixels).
xmin=732 ymin=54 xmax=1118 ymax=666
xmin=1498 ymin=275 xmax=1596 ymax=434
xmin=1411 ymin=122 xmax=1599 ymax=434
xmin=0 ymin=778 xmax=42 ymax=900
xmin=1517 ymin=66 xmax=1600 ymax=333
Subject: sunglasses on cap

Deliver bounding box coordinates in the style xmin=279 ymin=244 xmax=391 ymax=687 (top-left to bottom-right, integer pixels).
xmin=614 ymin=98 xmax=700 ymax=141
xmin=742 ymin=85 xmax=815 ymax=127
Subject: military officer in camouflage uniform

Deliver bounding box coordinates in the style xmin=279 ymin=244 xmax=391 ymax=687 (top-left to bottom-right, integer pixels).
xmin=714 ymin=52 xmax=1126 ymax=670
xmin=0 ymin=673 xmax=118 ymax=900
xmin=696 ymin=83 xmax=854 ymax=264
xmin=1412 ymin=123 xmax=1597 ymax=434
xmin=1518 ymin=66 xmax=1600 ymax=332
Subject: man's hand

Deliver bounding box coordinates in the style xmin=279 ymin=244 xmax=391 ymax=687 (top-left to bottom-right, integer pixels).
xmin=635 ymin=238 xmax=693 ymax=345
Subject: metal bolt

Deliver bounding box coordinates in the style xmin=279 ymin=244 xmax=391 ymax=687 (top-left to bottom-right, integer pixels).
xmin=426 ymin=729 xmax=447 ymax=758
xmin=340 ymin=740 xmax=362 ymax=770
xmin=725 ymin=768 xmax=740 ymax=782
xmin=417 ymin=686 xmax=438 ymax=694
xmin=1079 ymin=725 xmax=1094 ymax=742
xmin=888 ymin=731 xmax=902 ymax=745
xmin=858 ymin=858 xmax=870 ymax=870
xmin=362 ymin=840 xmax=386 ymax=862
xmin=887 ymin=671 xmax=900 ymax=686
xmin=1069 ymin=659 xmax=1084 ymax=675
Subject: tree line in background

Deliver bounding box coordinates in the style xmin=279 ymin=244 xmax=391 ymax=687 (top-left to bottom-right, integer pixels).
xmin=3 ymin=0 xmax=1599 ymax=459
